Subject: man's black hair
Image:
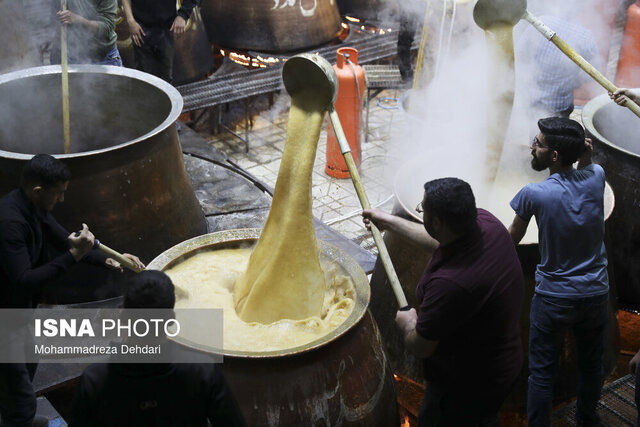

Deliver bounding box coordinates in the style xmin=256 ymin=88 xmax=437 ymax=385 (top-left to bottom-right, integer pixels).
xmin=124 ymin=270 xmax=175 ymax=309
xmin=538 ymin=117 xmax=585 ymax=166
xmin=20 ymin=154 xmax=71 ymax=190
xmin=423 ymin=178 xmax=477 ymax=235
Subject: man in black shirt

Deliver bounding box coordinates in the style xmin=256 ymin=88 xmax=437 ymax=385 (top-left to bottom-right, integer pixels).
xmin=0 ymin=154 xmax=144 ymax=426
xmin=71 ymin=271 xmax=247 ymax=426
xmin=121 ymin=0 xmax=200 ymax=83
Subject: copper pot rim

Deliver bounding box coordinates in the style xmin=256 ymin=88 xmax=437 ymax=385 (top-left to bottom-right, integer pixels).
xmin=392 ymin=160 xmax=615 ymax=246
xmin=582 ymin=91 xmax=640 ymax=160
xmin=0 ymin=65 xmax=183 ymax=161
xmin=146 ymin=228 xmax=371 ymax=359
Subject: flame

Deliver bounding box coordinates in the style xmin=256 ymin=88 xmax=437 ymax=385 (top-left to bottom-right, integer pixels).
xmin=256 ymin=55 xmax=281 ymax=65
xmin=219 ymin=48 xmax=280 ymax=69
xmin=393 ymin=374 xmax=400 ymax=381
xmin=401 ymin=415 xmax=411 ymax=427
xmin=345 ymin=15 xmax=360 ymax=23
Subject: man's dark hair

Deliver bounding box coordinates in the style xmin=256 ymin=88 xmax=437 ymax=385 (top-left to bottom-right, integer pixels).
xmin=538 ymin=117 xmax=585 ymax=166
xmin=20 ymin=154 xmax=71 ymax=190
xmin=423 ymin=178 xmax=477 ymax=235
xmin=124 ymin=270 xmax=175 ymax=309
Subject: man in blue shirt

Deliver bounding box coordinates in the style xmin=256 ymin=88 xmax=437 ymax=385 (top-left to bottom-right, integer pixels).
xmin=509 ymin=117 xmax=609 ymax=426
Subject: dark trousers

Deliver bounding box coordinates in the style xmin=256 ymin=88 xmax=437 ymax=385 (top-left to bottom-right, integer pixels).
xmin=418 ymin=382 xmax=500 ymax=427
xmin=0 ymin=363 xmax=38 ymax=427
xmin=133 ymin=25 xmax=175 ymax=83
xmin=527 ymin=293 xmax=608 ymax=426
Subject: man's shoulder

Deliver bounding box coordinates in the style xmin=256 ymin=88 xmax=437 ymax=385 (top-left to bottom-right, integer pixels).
xmin=0 ymin=191 xmax=27 ymax=222
xmin=515 ymin=180 xmax=553 ymax=200
xmin=585 ymin=163 xmax=604 ymax=176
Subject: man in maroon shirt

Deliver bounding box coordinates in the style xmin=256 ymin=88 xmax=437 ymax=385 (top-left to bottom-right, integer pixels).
xmin=363 ymin=177 xmax=523 ymax=426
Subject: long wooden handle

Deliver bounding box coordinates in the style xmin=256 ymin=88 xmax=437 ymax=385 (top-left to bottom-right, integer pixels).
xmin=61 ymin=0 xmax=71 ymax=153
xmin=96 ymin=242 xmax=144 ymax=273
xmin=524 ymin=11 xmax=640 ymax=119
xmin=413 ymin=4 xmax=430 ymax=90
xmin=328 ymin=109 xmax=409 ymax=310
xmin=96 ymin=242 xmax=191 ymax=297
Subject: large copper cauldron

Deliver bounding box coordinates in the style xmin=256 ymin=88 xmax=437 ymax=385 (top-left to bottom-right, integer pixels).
xmin=200 ymin=0 xmax=343 ymax=52
xmin=337 ymin=0 xmax=397 ymax=22
xmin=369 ymin=161 xmax=617 ymax=411
xmin=583 ymin=93 xmax=640 ymax=308
xmin=115 ymin=6 xmax=213 ymax=85
xmin=0 ymin=65 xmax=207 ymax=265
xmin=147 ymin=228 xmax=399 ymax=426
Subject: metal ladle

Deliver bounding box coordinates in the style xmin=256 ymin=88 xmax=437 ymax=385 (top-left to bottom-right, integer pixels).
xmin=282 ymin=53 xmax=409 ymax=310
xmin=473 ymin=0 xmax=640 ymax=118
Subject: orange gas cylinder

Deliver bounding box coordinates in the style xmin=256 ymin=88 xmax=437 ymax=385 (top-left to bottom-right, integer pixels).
xmin=616 ymin=0 xmax=640 ymax=88
xmin=326 ymin=47 xmax=365 ymax=178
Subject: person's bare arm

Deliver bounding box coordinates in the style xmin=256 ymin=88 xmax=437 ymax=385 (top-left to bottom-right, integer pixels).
xmin=395 ymin=308 xmax=438 ymax=358
xmin=57 ymin=10 xmax=99 ymax=33
xmin=609 ymin=88 xmax=640 ymax=106
xmin=121 ymin=0 xmax=145 ymax=47
xmin=170 ymin=16 xmax=187 ymax=35
xmin=508 ymin=214 xmax=529 ymax=244
xmin=577 ymin=138 xmax=593 ymax=170
xmin=362 ymin=208 xmax=438 ymax=251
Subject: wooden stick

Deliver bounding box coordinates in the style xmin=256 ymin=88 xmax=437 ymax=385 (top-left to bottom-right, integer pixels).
xmin=524 ymin=11 xmax=640 ymax=119
xmin=95 ymin=242 xmax=144 ymax=273
xmin=96 ymin=240 xmax=192 ymax=298
xmin=328 ymin=108 xmax=409 ymax=310
xmin=61 ymin=0 xmax=71 ymax=154
xmin=412 ymin=3 xmax=431 ymax=90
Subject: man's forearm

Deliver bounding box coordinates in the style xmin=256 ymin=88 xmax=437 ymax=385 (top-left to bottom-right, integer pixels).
xmin=385 ymin=217 xmax=438 ymax=251
xmin=121 ymin=0 xmax=135 ymax=23
xmin=404 ymin=329 xmax=438 ymax=359
xmin=80 ymin=17 xmax=100 ymax=34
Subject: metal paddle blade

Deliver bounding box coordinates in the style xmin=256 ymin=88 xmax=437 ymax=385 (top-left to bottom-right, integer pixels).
xmin=473 ymin=0 xmax=527 ymax=29
xmin=282 ymin=53 xmax=338 ymax=111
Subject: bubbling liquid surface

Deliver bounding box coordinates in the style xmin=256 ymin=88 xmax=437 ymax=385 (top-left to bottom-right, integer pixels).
xmin=166 ymin=248 xmax=356 ymax=352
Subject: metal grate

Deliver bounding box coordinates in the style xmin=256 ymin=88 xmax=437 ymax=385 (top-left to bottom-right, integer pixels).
xmin=363 ymin=64 xmax=404 ymax=89
xmin=177 ymin=24 xmax=415 ymax=112
xmin=552 ymin=375 xmax=637 ymax=426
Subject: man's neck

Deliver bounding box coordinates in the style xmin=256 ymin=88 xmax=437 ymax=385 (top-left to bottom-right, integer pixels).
xmin=548 ymin=163 xmax=573 ymax=176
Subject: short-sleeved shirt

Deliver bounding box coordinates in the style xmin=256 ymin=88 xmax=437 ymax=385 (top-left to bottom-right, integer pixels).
xmin=516 ymin=16 xmax=600 ymax=113
xmin=510 ymin=164 xmax=609 ymax=298
xmin=415 ymin=209 xmax=523 ymax=413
